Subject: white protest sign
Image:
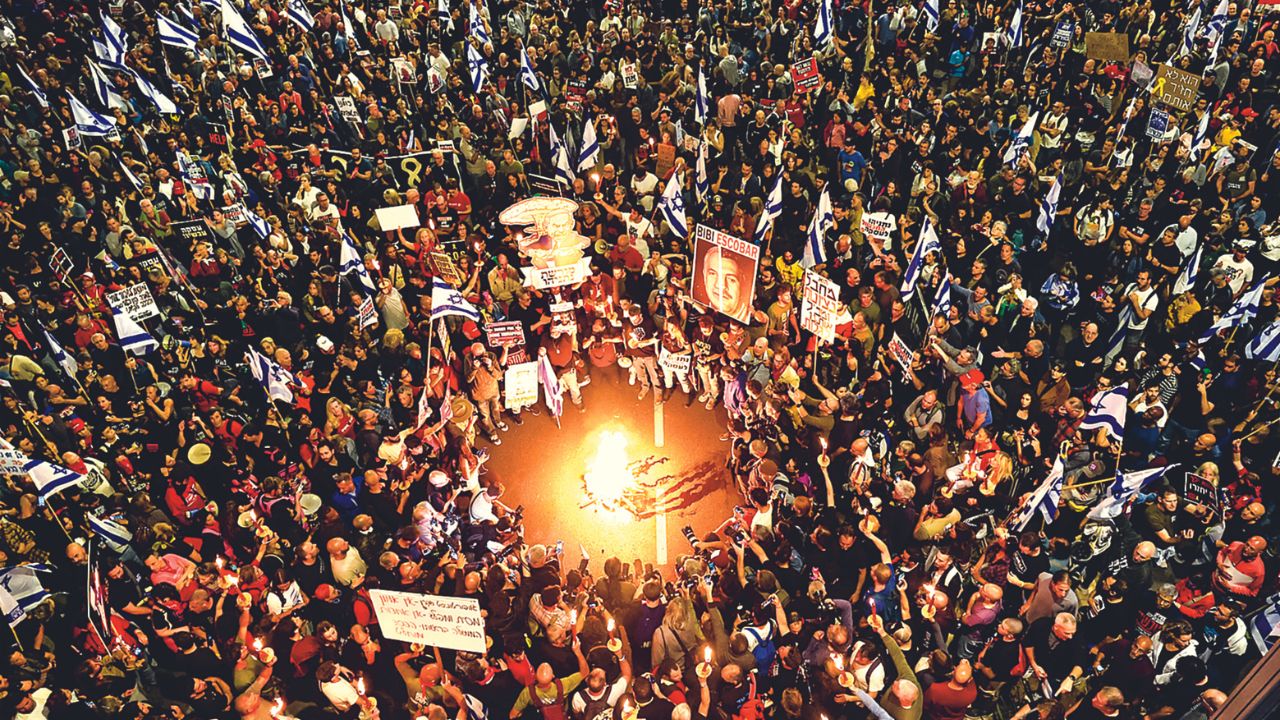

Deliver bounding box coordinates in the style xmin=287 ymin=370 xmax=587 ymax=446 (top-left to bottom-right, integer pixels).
xmin=0 ymin=449 xmax=29 ymax=475
xmin=106 ymin=283 xmax=161 ymax=322
xmin=375 ymin=204 xmax=421 ymax=231
xmin=368 ymin=589 xmax=486 ymax=653
xmin=521 ymin=257 xmax=592 ymax=289
xmin=859 ymin=211 xmax=898 ymax=249
xmin=621 ymin=62 xmax=638 ymax=89
xmin=658 ymin=349 xmax=692 ymax=375
xmin=358 ymin=297 xmax=379 ymax=329
xmin=800 ymin=271 xmax=840 ymax=344
xmin=504 ymin=361 xmax=539 ymax=410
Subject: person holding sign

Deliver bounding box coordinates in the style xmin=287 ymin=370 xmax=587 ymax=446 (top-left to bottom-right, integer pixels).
xmin=698 ymin=245 xmax=752 ymax=324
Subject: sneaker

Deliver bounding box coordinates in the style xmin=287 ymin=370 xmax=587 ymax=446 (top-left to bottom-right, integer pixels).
xmin=510 ymin=414 xmax=524 ymax=426
xmin=637 ymin=387 xmax=649 ymax=399
xmin=496 ymin=421 xmax=510 ymax=432
xmin=705 ymin=397 xmax=717 ymax=410
xmin=488 ymin=434 xmax=502 ymax=445
xmin=697 ymin=393 xmax=709 ymax=404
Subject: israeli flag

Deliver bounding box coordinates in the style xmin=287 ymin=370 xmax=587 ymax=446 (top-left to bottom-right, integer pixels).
xmin=25 ymin=458 xmax=86 ymax=499
xmin=44 ymin=330 xmax=79 ymax=380
xmin=87 ymin=514 xmax=133 ymax=552
xmin=1187 ymin=110 xmax=1211 ymax=165
xmin=695 ymin=141 xmax=710 ymax=214
xmin=577 ymin=116 xmax=600 ymax=173
xmin=1088 ymin=464 xmax=1179 ymax=521
xmin=339 ymin=233 xmax=378 ymax=297
xmin=221 ymin=0 xmax=271 ymax=63
xmin=1012 ymin=453 xmax=1065 ymax=531
xmin=1033 ymin=176 xmax=1062 ymax=236
xmin=246 ymin=348 xmax=297 ymax=403
xmin=1007 ymin=0 xmax=1024 ymax=47
xmin=659 ymin=173 xmax=688 ymax=239
xmin=101 ymin=13 xmax=129 ymax=63
xmin=1003 ymin=111 xmax=1038 ymax=165
xmin=1200 ymin=277 xmax=1270 ymax=343
xmin=467 ymin=43 xmax=489 ymax=93
xmin=1204 ymin=0 xmax=1229 ymax=45
xmin=695 ymin=69 xmax=710 ymax=126
xmin=1246 ymin=321 xmax=1280 ymax=363
xmin=68 ymin=92 xmax=116 ymax=136
xmin=1179 ymin=6 xmax=1202 ymax=58
xmin=814 ymin=0 xmax=834 ymax=48
xmin=0 ymin=585 xmax=23 ymax=628
xmin=549 ymin=124 xmax=575 ymax=187
xmin=285 ymin=0 xmax=315 ymax=32
xmin=1079 ymin=383 xmax=1129 ymax=441
xmin=430 ymin=278 xmax=481 ymax=322
xmin=1114 ymin=98 xmax=1137 ymax=145
xmin=753 ymin=174 xmax=784 ymax=244
xmin=178 ymin=2 xmax=199 ymax=26
xmin=537 ymin=350 xmax=563 ymax=419
xmin=112 ymin=308 xmax=159 ymax=355
xmin=134 ymin=73 xmax=180 ymax=115
xmin=338 ymin=0 xmax=361 ymax=49
xmin=922 ymin=0 xmax=940 ymax=32
xmin=931 ymin=273 xmax=953 ymax=318
xmin=436 ymin=0 xmax=453 ymax=30
xmin=803 ymin=189 xmax=833 ymax=269
xmin=15 ymin=66 xmax=48 ymax=108
xmin=1172 ymin=243 xmax=1203 ymax=296
xmin=900 ymin=218 xmax=941 ymax=300
xmin=0 ymin=564 xmax=52 ymax=617
xmin=156 ymin=12 xmax=200 ymax=49
xmin=519 ymin=47 xmax=543 ymax=95
xmin=470 ymin=2 xmax=490 ymax=45
xmin=88 ymin=60 xmax=130 ymax=112
xmin=244 ymin=207 xmax=271 ymax=238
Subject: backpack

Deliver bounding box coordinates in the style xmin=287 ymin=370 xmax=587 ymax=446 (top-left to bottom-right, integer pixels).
xmin=743 ymin=623 xmax=778 ymax=674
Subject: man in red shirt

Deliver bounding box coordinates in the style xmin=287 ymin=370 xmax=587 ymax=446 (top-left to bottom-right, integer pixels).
xmin=924 ymin=659 xmax=978 ymax=720
xmin=1215 ymin=536 xmax=1267 ymax=598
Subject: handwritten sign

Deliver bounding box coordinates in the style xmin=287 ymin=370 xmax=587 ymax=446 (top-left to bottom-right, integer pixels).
xmin=859 ymin=211 xmax=898 ymax=249
xmin=655 ymin=143 xmax=677 ymax=178
xmin=1153 ymin=64 xmax=1199 ymax=112
xmin=504 ymin=361 xmax=539 ymax=409
xmin=1085 ymin=32 xmax=1130 ymax=61
xmin=658 ymin=349 xmax=692 ymax=375
xmin=368 ymin=589 xmax=486 ymax=653
xmin=800 ymin=271 xmax=840 ymax=343
xmin=106 ymin=283 xmax=161 ymax=322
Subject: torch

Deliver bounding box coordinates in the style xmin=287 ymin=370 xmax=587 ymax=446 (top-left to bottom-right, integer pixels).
xmin=696 ymin=646 xmax=714 ymax=679
xmin=606 ymin=617 xmax=622 ymax=653
xmin=253 ymin=637 xmax=275 ymax=665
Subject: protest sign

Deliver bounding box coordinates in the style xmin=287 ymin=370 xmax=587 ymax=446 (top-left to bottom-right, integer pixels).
xmin=1146 ymin=108 xmax=1170 ymax=140
xmin=504 ymin=361 xmax=539 ymax=409
xmin=106 ymin=283 xmax=161 ymax=322
xmin=860 ymin=211 xmax=898 ymax=249
xmin=659 ymin=349 xmax=692 ymax=375
xmin=375 ymin=204 xmax=421 ymax=232
xmin=621 ymin=62 xmax=638 ymax=89
xmin=1183 ymin=472 xmax=1221 ymax=514
xmin=427 ymin=251 xmax=465 ymax=287
xmin=62 ymin=128 xmax=82 ymax=151
xmin=253 ymin=57 xmax=273 ymax=78
xmin=485 ymin=321 xmax=526 ymax=347
xmin=368 ymin=589 xmax=486 ymax=653
xmin=1085 ymin=32 xmax=1130 ymax=61
xmin=521 ymin=257 xmax=592 ymax=289
xmin=0 ymin=448 xmax=29 ymax=475
xmin=789 ymin=57 xmax=821 ymax=93
xmin=172 ymin=219 xmax=215 ymax=248
xmin=1050 ymin=20 xmax=1074 ymax=48
xmin=691 ymin=225 xmax=759 ymax=325
xmin=887 ymin=333 xmax=916 ymax=373
xmin=358 ymin=297 xmax=378 ymax=329
xmin=1153 ymin=64 xmax=1199 ymax=112
xmin=48 ymin=247 xmax=74 ymax=284
xmin=655 ymin=143 xmax=677 ymax=178
xmin=222 ymin=203 xmax=247 ymax=227
xmin=800 ymin=271 xmax=840 ymax=344
xmin=334 ymin=96 xmax=361 ymax=125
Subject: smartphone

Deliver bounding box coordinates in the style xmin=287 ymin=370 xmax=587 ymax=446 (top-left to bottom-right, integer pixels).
xmin=555 ymin=540 xmax=564 ymax=556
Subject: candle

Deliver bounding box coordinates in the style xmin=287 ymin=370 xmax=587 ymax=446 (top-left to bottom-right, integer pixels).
xmin=606 ymin=617 xmax=622 ymax=653
xmin=832 ymin=654 xmax=844 ymax=671
xmin=356 ymin=677 xmax=366 ymax=696
xmin=819 ymin=437 xmax=828 ymax=458
xmin=591 ymin=173 xmax=600 ymax=185
xmin=704 ymin=647 xmax=712 ymax=664
xmin=252 ymin=638 xmax=264 ymax=653
xmin=606 ymin=618 xmax=615 ymax=637
xmin=216 ymin=557 xmax=225 ymax=570
xmin=696 ymin=645 xmax=714 ymax=678
xmin=867 ymin=599 xmax=878 ymax=617
xmin=270 ymin=698 xmax=284 ymax=718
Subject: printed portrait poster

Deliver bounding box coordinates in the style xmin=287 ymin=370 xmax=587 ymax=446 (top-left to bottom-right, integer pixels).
xmin=691 ymin=225 xmax=759 ymax=325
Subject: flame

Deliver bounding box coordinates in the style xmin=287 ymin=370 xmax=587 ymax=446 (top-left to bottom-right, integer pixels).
xmin=357 ymin=677 xmax=366 ymax=695
xmin=252 ymin=638 xmax=264 ymax=652
xmin=583 ymin=431 xmax=635 ymax=508
xmin=704 ymin=646 xmax=712 ymax=664
xmin=833 ymin=654 xmax=844 ymax=670
xmin=271 ymin=698 xmax=284 ymax=717
xmin=606 ymin=617 xmax=616 ymax=634
xmin=216 ymin=557 xmax=224 ymax=570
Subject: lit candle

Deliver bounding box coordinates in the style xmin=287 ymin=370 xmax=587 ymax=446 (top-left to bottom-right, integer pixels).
xmin=591 ymin=173 xmax=600 ymax=185
xmin=216 ymin=557 xmax=225 ymax=570
xmin=270 ymin=698 xmax=284 ymax=718
xmin=606 ymin=617 xmax=615 ymax=638
xmin=252 ymin=637 xmax=264 ymax=653
xmin=606 ymin=617 xmax=622 ymax=653
xmin=923 ymin=584 xmax=937 ymax=602
xmin=696 ymin=645 xmax=713 ymax=679
xmin=356 ymin=677 xmax=366 ymax=696
xmin=819 ymin=437 xmax=828 ymax=459
xmin=867 ymin=599 xmax=878 ymax=618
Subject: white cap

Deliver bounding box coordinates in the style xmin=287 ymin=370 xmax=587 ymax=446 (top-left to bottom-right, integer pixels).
xmin=316 ymin=335 xmax=334 ymax=352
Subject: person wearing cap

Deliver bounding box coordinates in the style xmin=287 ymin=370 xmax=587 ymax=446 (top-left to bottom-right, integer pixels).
xmin=466 ymin=341 xmax=509 ymax=444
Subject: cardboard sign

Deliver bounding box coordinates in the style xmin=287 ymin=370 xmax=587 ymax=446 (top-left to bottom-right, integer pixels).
xmin=655 ymin=143 xmax=677 ymax=178
xmin=62 ymin=128 xmax=82 ymax=151
xmin=1085 ymin=32 xmax=1130 ymax=61
xmin=621 ymin=62 xmax=638 ymax=89
xmin=800 ymin=271 xmax=840 ymax=344
xmin=375 ymin=204 xmax=421 ymax=231
xmin=1146 ymin=108 xmax=1170 ymax=140
xmin=504 ymin=361 xmax=539 ymax=409
xmin=1183 ymin=472 xmax=1221 ymax=514
xmin=106 ymin=283 xmax=161 ymax=322
xmin=334 ymin=95 xmax=361 ymax=124
xmin=427 ymin=251 xmax=465 ymax=287
xmin=658 ymin=349 xmax=692 ymax=374
xmin=789 ymin=57 xmax=821 ymax=93
xmin=691 ymin=225 xmax=760 ymax=325
xmin=1152 ymin=64 xmax=1199 ymax=112
xmin=485 ymin=321 xmax=525 ymax=347
xmin=368 ymin=589 xmax=486 ymax=653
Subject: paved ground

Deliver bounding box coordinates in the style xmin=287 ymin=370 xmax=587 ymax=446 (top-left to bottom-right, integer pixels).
xmin=480 ymin=373 xmax=739 ymax=572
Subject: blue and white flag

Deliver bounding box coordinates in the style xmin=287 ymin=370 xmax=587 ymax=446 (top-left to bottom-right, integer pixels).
xmin=577 ymin=116 xmax=600 ymax=173
xmin=68 ymin=92 xmax=116 ymax=136
xmin=178 ymin=2 xmax=199 ymax=26
xmin=1007 ymin=0 xmax=1024 ymax=47
xmin=1187 ymin=110 xmax=1211 ymax=165
xmin=900 ymin=218 xmax=942 ymax=300
xmin=814 ymin=0 xmax=835 ymax=48
xmin=1200 ymin=276 xmax=1270 ymax=343
xmin=87 ymin=514 xmax=133 ymax=551
xmin=246 ymin=348 xmax=297 ymax=403
xmin=695 ymin=141 xmax=710 ymax=214
xmin=156 ymin=12 xmax=200 ymax=49
xmin=25 ymin=458 xmax=86 ymax=499
xmin=0 ymin=585 xmax=22 ymax=628
xmin=88 ymin=60 xmax=130 ymax=113
xmin=931 ymin=273 xmax=953 ymax=318
xmin=1003 ymin=111 xmax=1038 ymax=165
xmin=221 ymin=0 xmax=270 ymax=63
xmin=1088 ymin=464 xmax=1179 ymax=521
xmin=803 ymin=190 xmax=833 ymax=269
xmin=1172 ymin=243 xmax=1203 ymax=295
xmin=15 ymin=66 xmax=47 ymax=108
xmin=338 ymin=0 xmax=361 ymax=49
xmin=519 ymin=47 xmax=542 ymax=95
xmin=548 ymin=124 xmax=575 ymax=187
xmin=1179 ymin=6 xmax=1202 ymax=58
xmin=1012 ymin=453 xmax=1064 ymax=531
xmin=1036 ymin=175 xmax=1062 ymax=235
xmin=244 ymin=207 xmax=271 ymax=239
xmin=101 ymin=14 xmax=129 ymax=64
xmin=537 ymin=349 xmax=563 ymax=419
xmin=467 ymin=42 xmax=489 ymax=93
xmin=0 ymin=564 xmax=52 ymax=620
xmin=134 ymin=73 xmax=180 ymax=114
xmin=339 ymin=233 xmax=378 ymax=297
xmin=1204 ymin=0 xmax=1228 ymax=45
xmin=436 ymin=0 xmax=453 ymax=30
xmin=1246 ymin=321 xmax=1280 ymax=363
xmin=286 ymin=0 xmax=315 ymax=32
xmin=431 ymin=278 xmax=482 ymax=322
xmin=695 ymin=69 xmax=710 ymax=126
xmin=44 ymin=330 xmax=78 ymax=380
xmin=111 ymin=308 xmax=159 ymax=355
xmin=753 ymin=174 xmax=784 ymax=244
xmin=922 ymin=0 xmax=940 ymax=32
xmin=470 ymin=2 xmax=490 ymax=45
xmin=1079 ymin=383 xmax=1129 ymax=441
xmin=659 ymin=173 xmax=688 ymax=239
xmin=1114 ymin=98 xmax=1138 ymax=145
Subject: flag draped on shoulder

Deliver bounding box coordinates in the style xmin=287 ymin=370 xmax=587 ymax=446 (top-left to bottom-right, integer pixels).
xmin=246 ymin=348 xmax=297 ymax=403
xmin=1078 ymin=383 xmax=1129 ymax=441
xmin=1003 ymin=111 xmax=1038 ymax=165
xmin=430 ymin=279 xmax=481 ymax=322
xmin=1172 ymin=243 xmax=1202 ymax=296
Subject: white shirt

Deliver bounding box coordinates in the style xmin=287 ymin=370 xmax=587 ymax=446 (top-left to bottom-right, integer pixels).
xmin=1211 ymin=253 xmax=1254 ymax=294
xmin=1039 ymin=112 xmax=1069 ymax=149
xmin=1132 ymin=398 xmax=1168 ymax=428
xmin=1123 ymin=283 xmax=1159 ymax=330
xmin=1161 ymin=223 xmax=1199 ymax=258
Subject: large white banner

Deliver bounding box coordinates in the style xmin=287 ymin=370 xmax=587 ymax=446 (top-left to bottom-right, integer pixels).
xmin=106 ymin=283 xmax=161 ymax=322
xmin=504 ymin=361 xmax=539 ymax=410
xmin=521 ymin=257 xmax=592 ymax=289
xmin=368 ymin=589 xmax=486 ymax=653
xmin=800 ymin=271 xmax=840 ymax=344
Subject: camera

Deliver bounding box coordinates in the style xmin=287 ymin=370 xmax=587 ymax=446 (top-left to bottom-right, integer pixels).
xmin=681 ymin=525 xmax=698 ymax=546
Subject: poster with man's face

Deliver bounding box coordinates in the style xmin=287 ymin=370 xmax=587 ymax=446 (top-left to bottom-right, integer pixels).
xmin=691 ymin=225 xmax=759 ymax=325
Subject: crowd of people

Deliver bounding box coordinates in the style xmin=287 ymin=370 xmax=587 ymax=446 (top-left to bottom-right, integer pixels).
xmin=0 ymin=0 xmax=1279 ymax=718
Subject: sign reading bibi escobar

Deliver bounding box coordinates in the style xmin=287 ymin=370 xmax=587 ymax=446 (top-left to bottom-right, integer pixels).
xmin=691 ymin=225 xmax=759 ymax=325
xmin=369 ymin=589 xmax=486 ymax=653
